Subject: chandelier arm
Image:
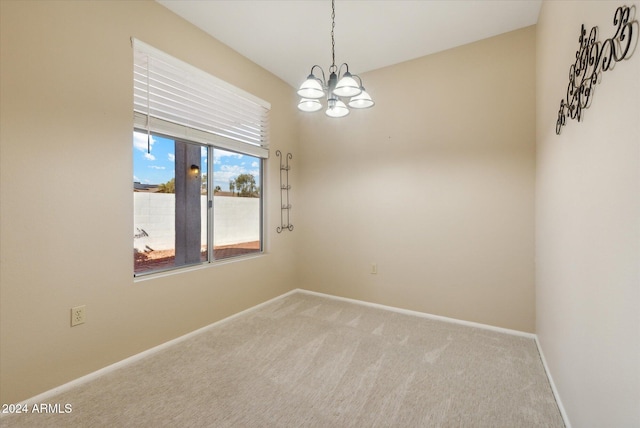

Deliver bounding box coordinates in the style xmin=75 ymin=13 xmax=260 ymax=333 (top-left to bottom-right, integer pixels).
xmin=309 ymin=64 xmax=327 ymax=85
xmin=337 ymin=63 xmax=350 ymax=78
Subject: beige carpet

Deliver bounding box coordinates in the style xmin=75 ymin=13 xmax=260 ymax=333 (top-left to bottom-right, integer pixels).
xmin=2 ymin=291 xmax=564 ymax=427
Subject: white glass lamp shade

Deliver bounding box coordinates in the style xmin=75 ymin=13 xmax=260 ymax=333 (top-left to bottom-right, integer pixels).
xmin=348 ymin=88 xmax=374 ymax=109
xmin=297 ymin=75 xmax=325 ymax=99
xmin=326 ymin=98 xmax=349 ymax=118
xmin=333 ymin=72 xmax=362 ymax=97
xmin=298 ymin=98 xmax=323 ymax=112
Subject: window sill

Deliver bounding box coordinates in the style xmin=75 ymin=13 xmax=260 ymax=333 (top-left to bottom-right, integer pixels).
xmin=133 ymin=252 xmax=266 ymax=283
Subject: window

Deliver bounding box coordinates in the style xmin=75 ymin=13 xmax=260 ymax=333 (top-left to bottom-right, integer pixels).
xmin=132 ymin=39 xmax=269 ymax=276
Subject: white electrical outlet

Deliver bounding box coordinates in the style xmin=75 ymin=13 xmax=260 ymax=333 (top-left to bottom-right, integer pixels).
xmin=371 ymin=264 xmax=378 ymax=274
xmin=71 ymin=305 xmax=86 ymax=326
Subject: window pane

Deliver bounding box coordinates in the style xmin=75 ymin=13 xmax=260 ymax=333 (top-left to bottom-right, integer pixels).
xmin=213 ymin=149 xmax=262 ymax=260
xmin=133 ymin=132 xmax=208 ymax=275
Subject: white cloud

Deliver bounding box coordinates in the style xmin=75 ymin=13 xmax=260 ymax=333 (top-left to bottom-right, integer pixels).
xmin=251 ymin=161 xmax=259 ymax=168
xmin=167 ymin=153 xmax=175 ymax=162
xmin=215 ymin=164 xmax=246 ymax=184
xmin=134 ymin=175 xmax=140 ymax=182
xmin=214 ymin=164 xmax=261 ymax=188
xmin=213 ymin=149 xmax=243 ymax=164
xmin=144 ymin=152 xmax=156 ymax=161
xmin=149 ymin=165 xmax=165 ymax=170
xmin=218 ymin=164 xmax=246 ymax=175
xmin=133 ymin=131 xmax=155 ymax=153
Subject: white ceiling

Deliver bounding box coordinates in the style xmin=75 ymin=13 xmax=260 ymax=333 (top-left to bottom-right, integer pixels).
xmin=156 ymin=0 xmax=542 ymax=88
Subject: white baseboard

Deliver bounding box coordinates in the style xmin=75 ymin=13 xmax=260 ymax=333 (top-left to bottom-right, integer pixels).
xmin=10 ymin=287 xmax=569 ymax=428
xmin=534 ymin=336 xmax=572 ymax=428
xmin=7 ymin=288 xmax=300 ymax=411
xmin=298 ymin=289 xmax=571 ymax=427
xmin=296 ymin=288 xmax=536 ymax=339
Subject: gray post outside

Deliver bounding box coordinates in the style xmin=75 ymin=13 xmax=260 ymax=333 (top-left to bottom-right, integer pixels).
xmin=174 ymin=141 xmax=202 ymax=266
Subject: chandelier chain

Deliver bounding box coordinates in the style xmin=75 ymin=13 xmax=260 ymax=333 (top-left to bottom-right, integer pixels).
xmin=331 ymin=0 xmax=336 ymax=69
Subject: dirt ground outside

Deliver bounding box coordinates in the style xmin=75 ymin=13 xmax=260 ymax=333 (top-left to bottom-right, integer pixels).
xmin=134 ymin=241 xmax=260 ymax=274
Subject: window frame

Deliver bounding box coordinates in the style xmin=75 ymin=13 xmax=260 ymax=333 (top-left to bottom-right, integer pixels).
xmin=133 ymin=129 xmax=265 ymax=278
xmin=132 ymin=39 xmax=269 ymax=278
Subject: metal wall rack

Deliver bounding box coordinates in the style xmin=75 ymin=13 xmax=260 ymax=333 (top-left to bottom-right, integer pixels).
xmin=276 ymin=150 xmax=293 ymax=233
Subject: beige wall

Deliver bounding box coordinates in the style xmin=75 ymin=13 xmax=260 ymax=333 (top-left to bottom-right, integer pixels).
xmin=12 ymin=3 xmax=634 ymax=420
xmin=0 ymin=0 xmax=298 ymax=404
xmin=536 ymin=2 xmax=640 ymax=426
xmin=296 ymin=27 xmax=536 ymax=333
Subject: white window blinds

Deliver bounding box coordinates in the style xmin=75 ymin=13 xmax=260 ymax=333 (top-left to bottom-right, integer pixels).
xmin=132 ymin=38 xmax=270 ymax=158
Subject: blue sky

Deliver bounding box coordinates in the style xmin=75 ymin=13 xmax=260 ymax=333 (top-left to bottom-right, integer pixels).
xmin=133 ymin=131 xmax=261 ymax=191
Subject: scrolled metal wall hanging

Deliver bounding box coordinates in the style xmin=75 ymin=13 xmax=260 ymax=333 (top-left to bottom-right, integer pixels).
xmin=276 ymin=150 xmax=293 ymax=233
xmin=556 ymin=5 xmax=638 ymax=135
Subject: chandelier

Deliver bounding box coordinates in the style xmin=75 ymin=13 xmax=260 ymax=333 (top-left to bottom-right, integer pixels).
xmin=296 ymin=0 xmax=374 ymax=118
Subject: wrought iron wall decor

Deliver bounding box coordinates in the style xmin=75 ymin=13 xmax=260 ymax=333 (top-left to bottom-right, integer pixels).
xmin=556 ymin=5 xmax=637 ymax=135
xmin=276 ymin=150 xmax=293 ymax=233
